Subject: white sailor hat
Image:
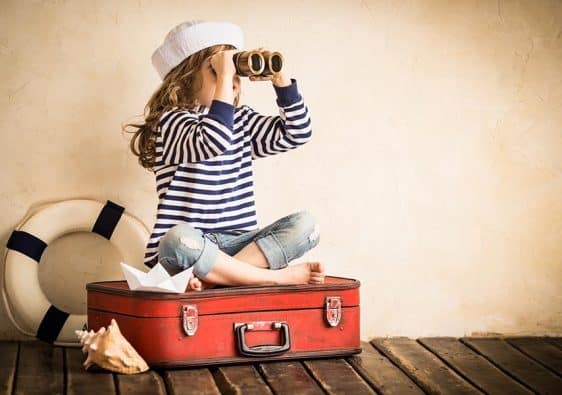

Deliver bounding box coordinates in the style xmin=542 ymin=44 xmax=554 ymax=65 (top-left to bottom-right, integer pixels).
xmin=151 ymin=20 xmax=244 ymax=80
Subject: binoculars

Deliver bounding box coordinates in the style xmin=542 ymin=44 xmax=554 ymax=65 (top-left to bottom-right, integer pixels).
xmin=232 ymin=50 xmax=284 ymax=77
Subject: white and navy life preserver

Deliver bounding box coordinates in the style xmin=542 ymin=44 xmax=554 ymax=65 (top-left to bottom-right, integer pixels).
xmin=2 ymin=199 xmax=148 ymax=346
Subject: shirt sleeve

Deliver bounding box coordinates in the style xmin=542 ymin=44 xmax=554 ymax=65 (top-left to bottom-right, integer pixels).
xmin=245 ymin=79 xmax=312 ymax=159
xmin=156 ymin=100 xmax=235 ymax=165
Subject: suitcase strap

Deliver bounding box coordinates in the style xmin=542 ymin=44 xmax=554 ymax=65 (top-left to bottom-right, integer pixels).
xmin=234 ymin=321 xmax=291 ymax=357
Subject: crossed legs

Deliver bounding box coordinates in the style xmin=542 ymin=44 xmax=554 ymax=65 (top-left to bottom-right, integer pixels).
xmin=158 ymin=211 xmax=325 ymax=292
xmin=189 ymin=242 xmax=324 ymax=291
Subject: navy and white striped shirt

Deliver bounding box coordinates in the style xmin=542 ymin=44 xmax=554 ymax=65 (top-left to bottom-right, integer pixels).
xmin=144 ymin=79 xmax=312 ymax=267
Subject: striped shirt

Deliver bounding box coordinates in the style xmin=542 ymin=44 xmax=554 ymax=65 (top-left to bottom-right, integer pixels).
xmin=144 ymin=79 xmax=312 ymax=267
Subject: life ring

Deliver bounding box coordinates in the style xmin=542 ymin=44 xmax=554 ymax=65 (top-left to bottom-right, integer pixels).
xmin=2 ymin=199 xmax=148 ymax=346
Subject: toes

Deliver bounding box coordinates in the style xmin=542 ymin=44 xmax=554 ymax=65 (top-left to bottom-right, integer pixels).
xmin=309 ymin=277 xmax=324 ymax=284
xmin=188 ymin=277 xmax=202 ymax=291
xmin=309 ymin=261 xmax=325 ymax=275
xmin=309 ymin=267 xmax=325 ymax=284
xmin=310 ymin=274 xmax=325 ymax=284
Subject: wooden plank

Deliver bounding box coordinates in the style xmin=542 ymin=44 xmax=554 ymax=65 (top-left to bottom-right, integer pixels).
xmin=257 ymin=360 xmax=324 ymax=395
xmin=419 ymin=337 xmax=532 ymax=394
xmin=213 ymin=364 xmax=273 ymax=394
xmin=347 ymin=341 xmax=424 ymax=395
xmin=546 ymin=337 xmax=562 ymax=350
xmin=115 ymin=370 xmax=166 ymax=395
xmin=506 ymin=337 xmax=562 ymax=375
xmin=304 ymin=358 xmax=375 ymax=394
xmin=0 ymin=342 xmax=18 ymax=395
xmin=162 ymin=368 xmax=221 ymax=395
xmin=462 ymin=337 xmax=562 ymax=394
xmin=14 ymin=341 xmax=64 ymax=395
xmin=65 ymin=347 xmax=116 ymax=394
xmin=371 ymin=337 xmax=481 ymax=395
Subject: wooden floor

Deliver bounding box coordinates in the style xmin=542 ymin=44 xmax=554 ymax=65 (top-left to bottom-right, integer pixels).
xmin=1 ymin=337 xmax=561 ymax=394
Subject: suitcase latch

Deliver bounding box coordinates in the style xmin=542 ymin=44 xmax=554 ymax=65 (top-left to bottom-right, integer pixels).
xmin=182 ymin=305 xmax=198 ymax=336
xmin=325 ymin=296 xmax=342 ymax=327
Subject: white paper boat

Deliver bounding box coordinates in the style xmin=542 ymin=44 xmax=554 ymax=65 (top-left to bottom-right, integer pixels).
xmin=120 ymin=262 xmax=193 ymax=293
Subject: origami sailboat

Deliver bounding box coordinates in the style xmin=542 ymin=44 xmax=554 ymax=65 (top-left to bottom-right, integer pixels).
xmin=120 ymin=262 xmax=193 ymax=293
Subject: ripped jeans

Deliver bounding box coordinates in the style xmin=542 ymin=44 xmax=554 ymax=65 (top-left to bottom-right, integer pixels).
xmin=158 ymin=211 xmax=321 ymax=278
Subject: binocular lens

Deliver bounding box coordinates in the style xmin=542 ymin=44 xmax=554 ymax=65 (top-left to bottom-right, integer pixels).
xmin=250 ymin=54 xmax=263 ymax=74
xmin=270 ymin=54 xmax=283 ymax=73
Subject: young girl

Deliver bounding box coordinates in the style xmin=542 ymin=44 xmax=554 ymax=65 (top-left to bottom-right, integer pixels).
xmin=124 ymin=20 xmax=324 ymax=291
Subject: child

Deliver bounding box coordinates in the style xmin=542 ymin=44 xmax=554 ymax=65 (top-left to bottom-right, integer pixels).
xmin=124 ymin=20 xmax=324 ymax=291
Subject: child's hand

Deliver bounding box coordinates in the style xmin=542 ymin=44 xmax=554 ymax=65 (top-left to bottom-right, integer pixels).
xmin=209 ymin=49 xmax=238 ymax=78
xmin=249 ymin=74 xmax=273 ymax=82
xmin=248 ymin=72 xmax=287 ymax=83
xmin=252 ymin=70 xmax=291 ymax=87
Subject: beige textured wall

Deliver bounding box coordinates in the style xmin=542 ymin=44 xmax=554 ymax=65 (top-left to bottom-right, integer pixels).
xmin=1 ymin=0 xmax=561 ymax=340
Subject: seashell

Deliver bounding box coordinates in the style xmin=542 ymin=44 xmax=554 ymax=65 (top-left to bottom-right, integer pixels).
xmin=75 ymin=318 xmax=149 ymax=374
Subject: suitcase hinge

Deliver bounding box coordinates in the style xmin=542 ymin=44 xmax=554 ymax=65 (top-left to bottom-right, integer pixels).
xmin=182 ymin=304 xmax=198 ymax=336
xmin=325 ymin=296 xmax=342 ymax=327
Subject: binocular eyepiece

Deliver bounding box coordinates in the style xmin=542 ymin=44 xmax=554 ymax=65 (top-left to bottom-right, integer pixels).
xmin=232 ymin=50 xmax=284 ymax=77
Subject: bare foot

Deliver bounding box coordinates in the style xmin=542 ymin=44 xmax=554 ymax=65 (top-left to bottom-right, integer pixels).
xmin=186 ymin=274 xmax=218 ymax=291
xmin=186 ymin=274 xmax=202 ymax=291
xmin=199 ymin=278 xmax=217 ymax=290
xmin=308 ymin=262 xmax=326 ymax=284
xmin=277 ymin=262 xmax=325 ymax=285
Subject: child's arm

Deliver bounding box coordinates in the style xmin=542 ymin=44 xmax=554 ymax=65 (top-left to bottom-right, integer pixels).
xmin=158 ymin=100 xmax=234 ymax=164
xmin=159 ymin=50 xmax=238 ymax=165
xmin=244 ymin=77 xmax=312 ymax=159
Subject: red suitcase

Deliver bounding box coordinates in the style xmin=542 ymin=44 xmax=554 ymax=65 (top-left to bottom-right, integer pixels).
xmin=86 ymin=276 xmax=361 ymax=367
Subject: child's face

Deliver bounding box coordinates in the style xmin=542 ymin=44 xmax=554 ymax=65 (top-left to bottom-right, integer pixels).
xmin=195 ymin=57 xmax=240 ymax=108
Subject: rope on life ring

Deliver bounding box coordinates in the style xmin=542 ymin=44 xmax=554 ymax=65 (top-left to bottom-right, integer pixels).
xmin=2 ymin=199 xmax=148 ymax=346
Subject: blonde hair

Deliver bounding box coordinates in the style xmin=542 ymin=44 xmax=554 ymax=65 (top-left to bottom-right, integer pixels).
xmin=122 ymin=44 xmax=240 ymax=170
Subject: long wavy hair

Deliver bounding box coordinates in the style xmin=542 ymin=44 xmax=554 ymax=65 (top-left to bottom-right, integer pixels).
xmin=122 ymin=44 xmax=239 ymax=171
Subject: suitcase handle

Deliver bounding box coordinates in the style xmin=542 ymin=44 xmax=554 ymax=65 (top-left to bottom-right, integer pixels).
xmin=235 ymin=321 xmax=291 ymax=357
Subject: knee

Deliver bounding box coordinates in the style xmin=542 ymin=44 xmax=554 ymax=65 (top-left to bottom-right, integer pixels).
xmin=161 ymin=223 xmax=202 ymax=246
xmin=159 ymin=223 xmax=204 ymax=260
xmin=289 ymin=211 xmax=320 ymax=247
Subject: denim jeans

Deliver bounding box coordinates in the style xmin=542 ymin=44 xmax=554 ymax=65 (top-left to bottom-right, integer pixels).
xmin=158 ymin=211 xmax=321 ymax=278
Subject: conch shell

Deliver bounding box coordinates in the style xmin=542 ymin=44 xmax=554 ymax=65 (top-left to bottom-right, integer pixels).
xmin=75 ymin=319 xmax=149 ymax=374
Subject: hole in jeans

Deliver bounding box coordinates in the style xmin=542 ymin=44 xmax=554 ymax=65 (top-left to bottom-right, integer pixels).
xmin=180 ymin=236 xmax=201 ymax=250
xmin=308 ymin=224 xmax=320 ymax=243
